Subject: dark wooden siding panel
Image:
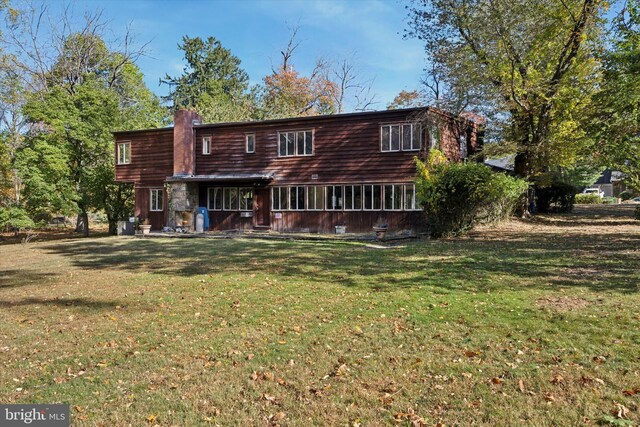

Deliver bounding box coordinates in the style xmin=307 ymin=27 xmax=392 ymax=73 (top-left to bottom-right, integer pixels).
xmin=194 ymin=111 xmax=415 ymax=184
xmin=115 ymin=129 xmax=173 ymax=186
xmin=269 ymin=211 xmax=423 ymax=233
xmin=194 ymin=110 xmax=473 ymax=186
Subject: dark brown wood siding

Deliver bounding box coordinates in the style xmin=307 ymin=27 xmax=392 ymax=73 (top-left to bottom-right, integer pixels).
xmin=115 ymin=129 xmax=173 ymax=186
xmin=194 ymin=110 xmax=438 ymax=185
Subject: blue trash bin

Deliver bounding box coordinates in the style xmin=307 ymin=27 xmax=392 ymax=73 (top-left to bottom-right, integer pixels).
xmin=197 ymin=207 xmax=210 ymax=230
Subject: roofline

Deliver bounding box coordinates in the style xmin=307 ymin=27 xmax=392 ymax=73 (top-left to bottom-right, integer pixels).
xmin=112 ymin=106 xmax=478 ymax=136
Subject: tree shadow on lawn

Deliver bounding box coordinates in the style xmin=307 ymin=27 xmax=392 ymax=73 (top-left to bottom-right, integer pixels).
xmin=0 ymin=270 xmax=57 ymax=289
xmin=0 ymin=296 xmax=120 ymax=310
xmin=38 ymin=228 xmax=640 ymax=294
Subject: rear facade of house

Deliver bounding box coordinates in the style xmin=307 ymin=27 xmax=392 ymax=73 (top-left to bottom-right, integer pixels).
xmin=113 ymin=107 xmax=482 ymax=233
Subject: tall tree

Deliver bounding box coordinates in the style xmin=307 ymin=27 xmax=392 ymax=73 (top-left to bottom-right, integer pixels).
xmin=407 ymin=0 xmax=606 ymax=179
xmin=592 ymin=0 xmax=640 ymax=191
xmin=387 ymin=90 xmax=424 ymax=110
xmin=262 ymin=27 xmax=338 ymax=118
xmin=3 ymin=3 xmax=166 ymax=235
xmin=160 ymin=36 xmax=256 ymax=123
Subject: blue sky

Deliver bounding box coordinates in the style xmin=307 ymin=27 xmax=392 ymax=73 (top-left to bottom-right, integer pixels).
xmin=67 ymin=0 xmax=426 ymax=110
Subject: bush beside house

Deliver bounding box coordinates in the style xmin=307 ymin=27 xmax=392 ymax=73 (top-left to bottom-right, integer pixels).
xmin=416 ymin=151 xmax=528 ymax=238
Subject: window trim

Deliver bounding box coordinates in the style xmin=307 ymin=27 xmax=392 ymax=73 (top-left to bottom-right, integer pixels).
xmin=246 ymin=133 xmax=255 ymax=153
xmin=277 ymin=129 xmax=314 ymax=157
xmin=325 ymin=185 xmax=344 ymax=210
xmin=288 ymin=186 xmax=305 ymax=210
xmin=117 ymin=141 xmax=131 ymax=165
xmin=202 ymin=136 xmax=211 ymax=155
xmin=207 ymin=187 xmax=223 ymax=211
xmin=363 ymin=184 xmax=382 ymax=211
xmin=343 ymin=185 xmax=363 ymax=211
xmin=404 ymin=184 xmax=421 ymax=211
xmin=272 ymin=187 xmax=289 ymax=211
xmin=239 ymin=187 xmax=254 ymax=211
xmin=383 ymin=184 xmax=404 ymax=211
xmin=306 ymin=186 xmax=324 ymax=211
xmin=380 ymin=123 xmax=422 ymax=152
xmin=150 ymin=188 xmax=164 ymax=212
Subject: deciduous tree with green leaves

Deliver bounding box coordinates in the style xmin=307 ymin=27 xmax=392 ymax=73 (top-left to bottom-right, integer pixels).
xmin=407 ymin=0 xmax=606 ymax=180
xmin=592 ymin=0 xmax=640 ymax=191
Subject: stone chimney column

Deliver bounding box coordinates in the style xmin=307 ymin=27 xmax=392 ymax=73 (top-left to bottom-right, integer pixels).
xmin=173 ymin=110 xmax=202 ymax=176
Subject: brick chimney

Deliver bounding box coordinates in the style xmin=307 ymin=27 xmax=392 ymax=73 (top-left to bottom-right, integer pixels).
xmin=173 ymin=109 xmax=201 ymax=176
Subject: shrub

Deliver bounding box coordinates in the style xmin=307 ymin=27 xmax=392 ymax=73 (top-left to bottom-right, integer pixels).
xmin=619 ymin=190 xmax=636 ymax=201
xmin=0 ymin=207 xmax=35 ymax=235
xmin=574 ymin=193 xmax=602 ymax=204
xmin=416 ymin=153 xmax=528 ymax=238
xmin=535 ymin=182 xmax=576 ymax=213
xmin=602 ymin=197 xmax=618 ymax=205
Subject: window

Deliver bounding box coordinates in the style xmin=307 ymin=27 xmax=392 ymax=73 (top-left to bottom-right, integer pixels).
xmin=150 ymin=189 xmax=163 ymax=211
xmin=460 ymin=134 xmax=468 ymax=158
xmin=223 ymin=187 xmax=238 ymax=210
xmin=404 ymin=184 xmax=421 ymax=211
xmin=272 ymin=187 xmax=288 ymax=211
xmin=384 ymin=184 xmax=403 ymax=210
xmin=289 ymin=186 xmax=305 ymax=210
xmin=202 ymin=137 xmax=211 ymax=155
xmin=381 ymin=123 xmax=421 ymax=152
xmin=429 ymin=125 xmax=438 ymax=149
xmin=307 ymin=186 xmax=324 ymax=210
xmin=363 ymin=185 xmax=382 ymax=210
xmin=278 ymin=130 xmax=313 ymax=157
xmin=208 ymin=187 xmax=223 ymax=210
xmin=344 ymin=185 xmax=362 ymax=210
xmin=246 ymin=134 xmax=255 ymax=153
xmin=117 ymin=142 xmax=130 ymax=165
xmin=239 ymin=188 xmax=253 ymax=211
xmin=326 ymin=185 xmax=343 ymax=210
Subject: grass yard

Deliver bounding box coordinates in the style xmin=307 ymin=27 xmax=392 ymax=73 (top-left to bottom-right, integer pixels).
xmin=1 ymin=205 xmax=639 ymax=426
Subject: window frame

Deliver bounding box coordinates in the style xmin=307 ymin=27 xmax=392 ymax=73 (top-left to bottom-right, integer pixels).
xmin=246 ymin=134 xmax=255 ymax=153
xmin=325 ymin=185 xmax=344 ymax=211
xmin=363 ymin=184 xmax=382 ymax=211
xmin=150 ymin=188 xmax=164 ymax=212
xmin=404 ymin=184 xmax=421 ymax=211
xmin=383 ymin=184 xmax=403 ymax=211
xmin=380 ymin=123 xmax=421 ymax=152
xmin=289 ymin=186 xmax=305 ymax=210
xmin=239 ymin=187 xmax=254 ymax=211
xmin=202 ymin=136 xmax=211 ymax=155
xmin=207 ymin=187 xmax=223 ymax=211
xmin=223 ymin=187 xmax=239 ymax=211
xmin=306 ymin=186 xmax=324 ymax=211
xmin=277 ymin=130 xmax=314 ymax=157
xmin=343 ymin=185 xmax=363 ymax=211
xmin=117 ymin=141 xmax=131 ymax=165
xmin=272 ymin=187 xmax=289 ymax=211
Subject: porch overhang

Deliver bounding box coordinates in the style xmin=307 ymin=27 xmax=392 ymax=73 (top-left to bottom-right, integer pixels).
xmin=165 ymin=173 xmax=275 ymax=183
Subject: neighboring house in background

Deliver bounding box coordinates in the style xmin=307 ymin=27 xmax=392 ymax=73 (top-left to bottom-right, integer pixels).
xmin=589 ymin=170 xmax=625 ymax=197
xmin=113 ymin=107 xmax=482 ymax=233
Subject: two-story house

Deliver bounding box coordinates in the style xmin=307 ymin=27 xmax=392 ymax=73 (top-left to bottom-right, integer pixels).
xmin=113 ymin=107 xmax=482 ymax=233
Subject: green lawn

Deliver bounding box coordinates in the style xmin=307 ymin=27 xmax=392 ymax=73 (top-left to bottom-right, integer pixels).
xmin=1 ymin=206 xmax=639 ymax=426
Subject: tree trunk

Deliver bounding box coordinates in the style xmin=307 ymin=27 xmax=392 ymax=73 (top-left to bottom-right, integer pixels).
xmin=75 ymin=211 xmax=90 ymax=236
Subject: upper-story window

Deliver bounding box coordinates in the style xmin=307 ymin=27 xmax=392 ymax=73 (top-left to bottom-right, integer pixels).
xmin=202 ymin=137 xmax=211 ymax=155
xmin=459 ymin=134 xmax=468 ymax=159
xmin=278 ymin=130 xmax=313 ymax=157
xmin=380 ymin=123 xmax=421 ymax=152
xmin=117 ymin=142 xmax=130 ymax=165
xmin=246 ymin=134 xmax=255 ymax=153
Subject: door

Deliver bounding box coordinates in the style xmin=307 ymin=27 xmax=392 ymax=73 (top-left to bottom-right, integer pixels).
xmin=254 ymin=188 xmax=271 ymax=227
